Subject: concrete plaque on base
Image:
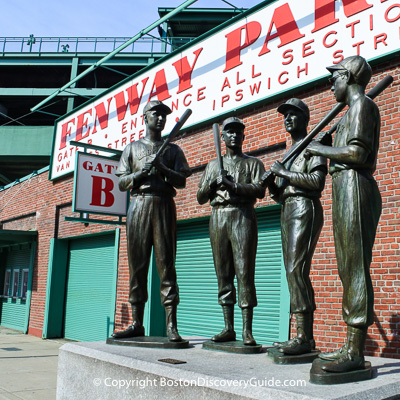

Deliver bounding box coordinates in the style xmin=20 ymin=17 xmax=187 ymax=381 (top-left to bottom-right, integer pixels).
xmin=202 ymin=340 xmax=262 ymax=354
xmin=107 ymin=336 xmax=189 ymax=349
xmin=310 ymin=358 xmax=372 ymax=385
xmin=268 ymin=347 xmax=320 ymax=365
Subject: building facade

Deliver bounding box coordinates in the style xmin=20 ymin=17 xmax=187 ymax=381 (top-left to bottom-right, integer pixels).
xmin=0 ymin=1 xmax=399 ymax=358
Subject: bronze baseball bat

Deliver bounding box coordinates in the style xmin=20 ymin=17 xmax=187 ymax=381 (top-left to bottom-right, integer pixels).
xmin=213 ymin=123 xmax=225 ymax=174
xmin=282 ymin=75 xmax=393 ymax=164
xmin=144 ymin=108 xmax=192 ymax=172
xmin=262 ymin=75 xmax=393 ymax=184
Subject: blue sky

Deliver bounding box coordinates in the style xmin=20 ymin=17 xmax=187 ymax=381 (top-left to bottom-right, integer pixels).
xmin=0 ymin=0 xmax=258 ymax=37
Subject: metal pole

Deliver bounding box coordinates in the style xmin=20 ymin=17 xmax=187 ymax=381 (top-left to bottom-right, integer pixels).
xmin=30 ymin=0 xmax=198 ymax=112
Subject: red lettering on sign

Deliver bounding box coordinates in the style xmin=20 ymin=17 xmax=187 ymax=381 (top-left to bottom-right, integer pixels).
xmin=259 ymin=3 xmax=305 ymax=56
xmin=298 ymin=63 xmax=308 ymax=78
xmin=346 ymin=20 xmax=360 ymax=38
xmin=236 ymin=71 xmax=245 ymax=85
xmin=221 ymin=95 xmax=230 ymax=107
xmin=197 ymin=87 xmax=206 ymax=101
xmin=282 ymin=49 xmax=294 ymax=65
xmin=148 ymin=69 xmax=172 ymax=102
xmin=323 ymin=31 xmax=337 ymax=48
xmin=374 ymin=33 xmax=388 ymax=49
xmin=249 ymin=81 xmax=262 ymax=95
xmin=332 ymin=50 xmax=344 ymax=64
xmin=224 ymin=21 xmax=261 ymax=72
xmin=302 ymin=40 xmax=315 ymax=58
xmin=352 ymin=41 xmax=364 ymax=55
xmin=76 ymin=109 xmax=92 ymax=141
xmin=385 ymin=4 xmax=400 ymax=22
xmin=278 ymin=72 xmax=289 ymax=85
xmin=59 ymin=118 xmax=75 ymax=150
xmin=83 ymin=161 xmax=93 ymax=171
xmin=90 ymin=176 xmax=114 ymax=207
xmin=252 ymin=65 xmax=261 ymax=78
xmin=235 ymin=89 xmax=243 ymax=101
xmin=172 ymin=48 xmax=203 ymax=94
xmin=313 ymin=0 xmax=372 ymax=32
xmin=221 ymin=77 xmax=231 ymax=92
xmin=92 ymin=98 xmax=113 ymax=134
xmin=183 ymin=93 xmax=192 ymax=107
xmin=114 ymin=78 xmax=149 ymax=122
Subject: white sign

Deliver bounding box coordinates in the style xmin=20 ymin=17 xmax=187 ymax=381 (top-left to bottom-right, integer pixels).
xmin=52 ymin=0 xmax=400 ymax=179
xmin=73 ymin=152 xmax=128 ymax=216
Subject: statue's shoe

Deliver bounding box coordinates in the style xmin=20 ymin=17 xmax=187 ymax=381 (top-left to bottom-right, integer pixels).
xmin=321 ymin=352 xmax=365 ymax=373
xmin=211 ymin=329 xmax=236 ymax=342
xmin=278 ymin=337 xmax=312 ymax=355
xmin=242 ymin=330 xmax=256 ymax=346
xmin=112 ymin=324 xmax=145 ymax=339
xmin=318 ymin=345 xmax=347 ymax=361
xmin=274 ymin=338 xmax=315 ymax=350
xmin=167 ymin=326 xmax=183 ymax=342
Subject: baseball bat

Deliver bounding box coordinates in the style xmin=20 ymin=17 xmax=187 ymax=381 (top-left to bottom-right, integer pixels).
xmin=261 ymin=75 xmax=393 ymax=184
xmin=145 ymin=108 xmax=192 ymax=171
xmin=213 ymin=123 xmax=225 ymax=174
xmin=281 ymin=75 xmax=393 ymax=165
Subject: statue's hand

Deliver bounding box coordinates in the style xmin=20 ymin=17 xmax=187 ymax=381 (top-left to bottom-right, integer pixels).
xmin=304 ymin=141 xmax=324 ymax=159
xmin=270 ymin=161 xmax=287 ymax=178
xmin=260 ymin=171 xmax=275 ymax=187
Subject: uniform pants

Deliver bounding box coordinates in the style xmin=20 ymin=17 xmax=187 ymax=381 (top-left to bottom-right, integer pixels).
xmin=126 ymin=194 xmax=179 ymax=306
xmin=332 ymin=170 xmax=381 ymax=328
xmin=209 ymin=206 xmax=258 ymax=309
xmin=281 ymin=196 xmax=323 ymax=313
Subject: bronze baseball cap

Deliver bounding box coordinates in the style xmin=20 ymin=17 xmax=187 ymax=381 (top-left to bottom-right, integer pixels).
xmin=222 ymin=117 xmax=245 ymax=131
xmin=143 ymin=100 xmax=172 ymax=115
xmin=327 ymin=55 xmax=372 ymax=87
xmin=277 ymin=98 xmax=310 ymax=122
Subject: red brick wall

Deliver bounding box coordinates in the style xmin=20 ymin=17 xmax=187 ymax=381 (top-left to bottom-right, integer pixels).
xmin=0 ymin=58 xmax=398 ymax=358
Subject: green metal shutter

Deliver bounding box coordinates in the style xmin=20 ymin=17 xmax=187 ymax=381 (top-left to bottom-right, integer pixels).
xmin=64 ymin=234 xmax=116 ymax=342
xmin=0 ymin=245 xmax=31 ymax=331
xmin=175 ymin=205 xmax=289 ymax=345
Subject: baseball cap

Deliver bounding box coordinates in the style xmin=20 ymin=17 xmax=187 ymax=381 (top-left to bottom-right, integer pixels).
xmin=326 ymin=56 xmax=372 ymax=87
xmin=222 ymin=117 xmax=245 ymax=131
xmin=143 ymin=100 xmax=172 ymax=115
xmin=277 ymin=98 xmax=310 ymax=122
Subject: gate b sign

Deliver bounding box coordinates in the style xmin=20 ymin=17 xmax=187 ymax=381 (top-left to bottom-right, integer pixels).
xmin=73 ymin=152 xmax=128 ymax=216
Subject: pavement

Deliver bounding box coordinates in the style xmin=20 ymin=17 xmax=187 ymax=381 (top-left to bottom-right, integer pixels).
xmin=0 ymin=327 xmax=68 ymax=400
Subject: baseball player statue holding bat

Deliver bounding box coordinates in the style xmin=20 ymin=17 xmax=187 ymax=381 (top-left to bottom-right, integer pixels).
xmin=197 ymin=117 xmax=265 ymax=346
xmin=113 ymin=100 xmax=192 ymax=342
xmin=262 ymin=98 xmax=328 ymax=357
xmin=305 ymin=56 xmax=383 ymax=373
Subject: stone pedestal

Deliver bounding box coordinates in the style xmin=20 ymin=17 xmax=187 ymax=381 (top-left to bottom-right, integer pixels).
xmin=57 ymin=338 xmax=400 ymax=400
xmin=268 ymin=347 xmax=320 ymax=365
xmin=310 ymin=358 xmax=372 ymax=385
xmin=202 ymin=340 xmax=262 ymax=354
xmin=107 ymin=336 xmax=189 ymax=349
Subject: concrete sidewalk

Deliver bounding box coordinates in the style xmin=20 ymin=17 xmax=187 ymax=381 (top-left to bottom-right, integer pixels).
xmin=0 ymin=327 xmax=67 ymax=400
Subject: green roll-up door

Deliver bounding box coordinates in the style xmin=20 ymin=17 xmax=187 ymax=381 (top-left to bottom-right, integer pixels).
xmin=64 ymin=234 xmax=116 ymax=342
xmin=175 ymin=205 xmax=289 ymax=345
xmin=0 ymin=245 xmax=32 ymax=331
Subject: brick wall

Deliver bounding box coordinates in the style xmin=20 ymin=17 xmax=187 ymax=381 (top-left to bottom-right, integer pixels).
xmin=0 ymin=58 xmax=398 ymax=358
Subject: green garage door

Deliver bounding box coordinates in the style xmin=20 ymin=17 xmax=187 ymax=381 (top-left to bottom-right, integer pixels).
xmin=175 ymin=205 xmax=289 ymax=345
xmin=0 ymin=245 xmax=32 ymax=332
xmin=64 ymin=234 xmax=117 ymax=342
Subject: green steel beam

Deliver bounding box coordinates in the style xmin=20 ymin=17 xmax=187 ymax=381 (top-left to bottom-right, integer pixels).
xmin=0 ymin=126 xmax=53 ymax=156
xmin=0 ymin=54 xmax=165 ymax=66
xmin=0 ymin=88 xmax=105 ymax=96
xmin=30 ymin=0 xmax=198 ymax=113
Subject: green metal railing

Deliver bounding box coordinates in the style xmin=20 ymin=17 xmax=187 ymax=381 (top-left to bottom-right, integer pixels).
xmin=0 ymin=36 xmax=195 ymax=56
